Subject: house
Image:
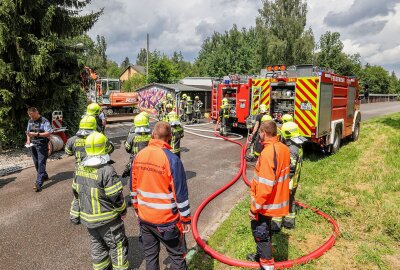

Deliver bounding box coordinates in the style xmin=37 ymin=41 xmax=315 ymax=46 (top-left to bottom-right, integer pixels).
xmin=119 ymin=65 xmax=146 ymax=82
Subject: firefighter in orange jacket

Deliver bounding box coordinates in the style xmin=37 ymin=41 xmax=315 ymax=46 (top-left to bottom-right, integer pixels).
xmin=247 ymin=120 xmax=291 ymax=269
xmin=131 ymin=121 xmax=191 ymax=270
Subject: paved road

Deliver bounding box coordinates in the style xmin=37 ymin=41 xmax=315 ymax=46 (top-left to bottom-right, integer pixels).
xmin=0 ymin=101 xmax=399 ymax=270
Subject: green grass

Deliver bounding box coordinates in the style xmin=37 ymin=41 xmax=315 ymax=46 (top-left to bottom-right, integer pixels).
xmin=190 ymin=113 xmax=400 ymax=270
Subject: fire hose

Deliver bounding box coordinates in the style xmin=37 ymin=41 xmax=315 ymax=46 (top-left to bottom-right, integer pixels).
xmin=191 ymin=120 xmax=340 ymax=269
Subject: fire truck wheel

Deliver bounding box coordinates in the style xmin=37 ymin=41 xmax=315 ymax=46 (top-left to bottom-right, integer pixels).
xmin=351 ymin=120 xmax=360 ymax=141
xmin=331 ymin=127 xmax=342 ymax=154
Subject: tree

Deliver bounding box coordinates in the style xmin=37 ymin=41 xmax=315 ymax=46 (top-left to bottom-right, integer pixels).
xmin=136 ymin=48 xmax=147 ymax=66
xmin=388 ymin=71 xmax=400 ymax=94
xmin=122 ymin=74 xmax=146 ymax=92
xmin=106 ymin=60 xmax=122 ymax=78
xmin=315 ymin=31 xmax=361 ymax=76
xmin=256 ymin=0 xmax=315 ymax=66
xmin=0 ymin=0 xmax=102 ymax=148
xmin=360 ymin=65 xmax=390 ymax=94
xmin=148 ymin=52 xmax=179 ymax=83
xmin=121 ymin=57 xmax=130 ymax=70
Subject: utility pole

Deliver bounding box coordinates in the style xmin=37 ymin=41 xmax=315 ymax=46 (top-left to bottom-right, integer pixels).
xmin=146 ymin=33 xmax=149 ymax=84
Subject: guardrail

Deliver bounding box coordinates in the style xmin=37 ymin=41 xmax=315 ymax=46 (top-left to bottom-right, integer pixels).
xmin=359 ymin=94 xmax=399 ymax=104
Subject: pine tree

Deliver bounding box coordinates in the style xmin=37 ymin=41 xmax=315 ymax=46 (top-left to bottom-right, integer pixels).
xmin=0 ymin=0 xmax=102 ymax=147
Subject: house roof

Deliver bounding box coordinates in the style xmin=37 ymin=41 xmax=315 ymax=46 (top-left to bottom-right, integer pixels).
xmin=136 ymin=83 xmax=210 ymax=92
xmin=120 ymin=65 xmax=146 ymax=77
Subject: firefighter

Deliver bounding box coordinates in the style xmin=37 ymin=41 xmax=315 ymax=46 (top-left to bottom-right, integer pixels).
xmin=193 ymin=96 xmax=203 ymax=123
xmin=168 ymin=111 xmax=184 ymax=158
xmin=185 ymin=95 xmax=194 ymax=124
xmin=247 ymin=120 xmax=291 ymax=269
xmin=179 ymin=93 xmax=187 ymax=122
xmin=219 ymin=98 xmax=230 ymax=136
xmin=121 ymin=114 xmax=151 ymax=178
xmin=26 ymin=107 xmax=52 ymax=192
xmin=70 ymin=132 xmax=129 ymax=270
xmin=163 ymin=93 xmax=175 ymax=112
xmin=246 ymin=104 xmax=269 ymax=161
xmin=271 ymin=122 xmax=304 ymax=232
xmin=86 ymin=103 xmax=106 ymax=133
xmin=155 ymin=99 xmax=164 ymax=121
xmin=131 ymin=121 xmax=191 ymax=270
xmin=162 ymin=103 xmax=173 ymax=122
xmin=65 ymin=115 xmax=113 ymax=165
xmin=281 ymin=113 xmax=293 ymax=124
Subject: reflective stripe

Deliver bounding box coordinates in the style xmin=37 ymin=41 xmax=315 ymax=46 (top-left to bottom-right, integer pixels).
xmin=272 ymin=217 xmax=282 ymax=222
xmin=105 ymin=182 xmax=123 ymax=196
xmin=177 ymin=200 xmax=189 ymax=209
xmin=254 ymin=175 xmax=275 ymax=187
xmin=80 ymin=211 xmax=119 ymax=223
xmin=180 ymin=209 xmax=191 ymax=217
xmin=65 ymin=148 xmax=73 ymax=155
xmin=70 ymin=209 xmax=80 ymax=217
xmin=281 ymin=165 xmax=290 ymax=173
xmin=277 ymin=173 xmax=289 ymax=183
xmin=131 ymin=199 xmax=138 ymax=204
xmin=91 ymin=188 xmax=97 ymax=214
xmin=137 ymin=198 xmax=176 ymax=210
xmin=261 ymin=265 xmax=274 ymax=270
xmin=251 ymin=197 xmax=289 ymax=210
xmin=93 ymin=257 xmax=111 ymax=270
xmin=138 ymin=189 xmax=174 ymax=199
xmin=117 ymin=241 xmax=122 ymax=266
xmin=130 ymin=191 xmax=137 ymax=196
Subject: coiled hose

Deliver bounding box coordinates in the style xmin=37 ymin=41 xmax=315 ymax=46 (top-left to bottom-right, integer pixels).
xmin=191 ymin=120 xmax=340 ymax=269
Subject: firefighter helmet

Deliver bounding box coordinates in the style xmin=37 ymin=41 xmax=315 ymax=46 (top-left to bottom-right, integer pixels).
xmin=195 ymin=96 xmax=199 ymax=100
xmin=222 ymin=98 xmax=228 ymax=105
xmin=168 ymin=111 xmax=179 ymax=122
xmin=167 ymin=93 xmax=172 ymax=99
xmin=186 ymin=96 xmax=191 ymax=101
xmin=281 ymin=122 xmax=300 ymax=140
xmin=182 ymin=94 xmax=187 ymax=99
xmin=87 ymin=103 xmax=101 ymax=116
xmin=166 ymin=103 xmax=173 ymax=110
xmin=79 ymin=115 xmax=97 ymax=130
xmin=261 ymin=115 xmax=272 ymax=122
xmin=134 ymin=114 xmax=149 ymax=127
xmin=259 ymin=104 xmax=267 ymax=113
xmin=282 ymin=114 xmax=293 ymax=123
xmin=139 ymin=111 xmax=149 ymax=119
xmin=85 ymin=132 xmax=108 ymax=156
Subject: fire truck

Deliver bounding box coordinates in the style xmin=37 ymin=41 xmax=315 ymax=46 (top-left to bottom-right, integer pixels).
xmin=211 ymin=65 xmax=361 ymax=153
xmin=82 ymin=67 xmax=139 ymax=115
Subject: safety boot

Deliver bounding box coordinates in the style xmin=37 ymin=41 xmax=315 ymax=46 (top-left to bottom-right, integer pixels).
xmin=246 ymin=253 xmax=260 ymax=262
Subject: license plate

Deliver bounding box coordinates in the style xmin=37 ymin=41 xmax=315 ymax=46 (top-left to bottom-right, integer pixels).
xmin=300 ymin=102 xmax=312 ymax=111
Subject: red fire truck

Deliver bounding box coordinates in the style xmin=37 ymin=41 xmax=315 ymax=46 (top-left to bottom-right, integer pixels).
xmin=211 ymin=65 xmax=361 ymax=153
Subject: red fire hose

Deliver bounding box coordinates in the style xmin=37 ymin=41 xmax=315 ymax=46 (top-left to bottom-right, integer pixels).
xmin=191 ymin=121 xmax=340 ymax=269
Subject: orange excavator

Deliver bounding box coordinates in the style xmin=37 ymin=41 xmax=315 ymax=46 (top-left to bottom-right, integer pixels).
xmin=81 ymin=67 xmax=139 ymax=115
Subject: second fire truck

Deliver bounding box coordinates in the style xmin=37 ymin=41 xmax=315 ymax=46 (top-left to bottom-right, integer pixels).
xmin=211 ymin=65 xmax=361 ymax=153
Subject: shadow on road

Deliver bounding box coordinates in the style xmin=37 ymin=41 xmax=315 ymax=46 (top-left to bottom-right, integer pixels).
xmin=185 ymin=171 xmax=197 ymax=180
xmin=43 ymin=171 xmax=74 ymax=189
xmin=0 ymin=176 xmax=16 ymax=188
xmin=127 ymin=236 xmax=145 ymax=269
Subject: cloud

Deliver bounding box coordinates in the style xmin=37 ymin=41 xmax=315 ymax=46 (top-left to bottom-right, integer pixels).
xmin=324 ymin=0 xmax=397 ymax=27
xmin=348 ymin=20 xmax=388 ymax=37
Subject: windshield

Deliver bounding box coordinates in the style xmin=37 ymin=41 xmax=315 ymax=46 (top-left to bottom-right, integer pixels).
xmin=108 ymin=80 xmax=120 ymax=91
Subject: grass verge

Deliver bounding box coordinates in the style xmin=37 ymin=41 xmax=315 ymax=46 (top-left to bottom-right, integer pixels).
xmin=189 ymin=113 xmax=400 ymax=270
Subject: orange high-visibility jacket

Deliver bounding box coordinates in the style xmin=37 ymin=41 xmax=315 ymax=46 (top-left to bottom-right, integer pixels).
xmin=250 ymin=136 xmax=291 ymax=217
xmin=131 ymin=139 xmax=191 ymax=226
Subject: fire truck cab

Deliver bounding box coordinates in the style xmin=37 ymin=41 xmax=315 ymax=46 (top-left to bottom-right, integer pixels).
xmin=211 ymin=65 xmax=361 ymax=153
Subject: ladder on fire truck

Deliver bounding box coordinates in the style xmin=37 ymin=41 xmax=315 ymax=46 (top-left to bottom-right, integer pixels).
xmin=211 ymin=82 xmax=219 ymax=119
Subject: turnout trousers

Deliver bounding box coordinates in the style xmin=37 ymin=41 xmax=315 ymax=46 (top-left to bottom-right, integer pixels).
xmin=271 ymin=187 xmax=297 ymax=231
xmin=87 ymin=219 xmax=129 ymax=270
xmin=31 ymin=141 xmax=49 ymax=187
xmin=140 ymin=222 xmax=187 ymax=270
xmin=251 ymin=215 xmax=274 ymax=269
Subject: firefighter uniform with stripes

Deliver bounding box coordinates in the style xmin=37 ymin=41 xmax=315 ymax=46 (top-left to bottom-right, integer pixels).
xmin=271 ymin=121 xmax=304 ymax=231
xmin=70 ymin=132 xmax=128 ymax=270
xmin=247 ymin=120 xmax=290 ymax=269
xmin=219 ymin=98 xmax=230 ymax=136
xmin=168 ymin=111 xmax=184 ymax=159
xmin=131 ymin=122 xmax=191 ymax=270
xmin=121 ymin=114 xmax=151 ymax=178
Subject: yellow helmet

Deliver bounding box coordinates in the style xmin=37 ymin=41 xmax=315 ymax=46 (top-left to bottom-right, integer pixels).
xmin=134 ymin=114 xmax=149 ymax=127
xmin=195 ymin=96 xmax=199 ymax=100
xmin=79 ymin=115 xmax=97 ymax=130
xmin=166 ymin=103 xmax=173 ymax=109
xmin=87 ymin=103 xmax=101 ymax=116
xmin=139 ymin=111 xmax=149 ymax=119
xmin=282 ymin=114 xmax=294 ymax=123
xmin=186 ymin=96 xmax=191 ymax=101
xmin=261 ymin=115 xmax=272 ymax=122
xmin=85 ymin=132 xmax=108 ymax=156
xmin=168 ymin=111 xmax=179 ymax=122
xmin=281 ymin=122 xmax=300 ymax=139
xmin=259 ymin=104 xmax=267 ymax=113
xmin=167 ymin=93 xmax=172 ymax=99
xmin=222 ymin=98 xmax=228 ymax=105
xmin=182 ymin=94 xmax=187 ymax=99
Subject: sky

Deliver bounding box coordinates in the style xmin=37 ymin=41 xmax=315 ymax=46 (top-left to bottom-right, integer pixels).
xmin=85 ymin=0 xmax=400 ymax=76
